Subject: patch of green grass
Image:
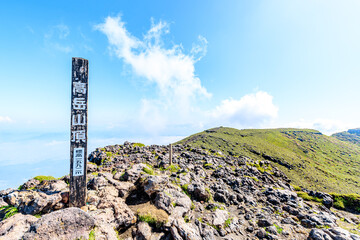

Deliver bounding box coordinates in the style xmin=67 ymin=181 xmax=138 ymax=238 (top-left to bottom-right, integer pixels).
xmin=184 ymin=215 xmax=190 ymax=223
xmin=0 ymin=205 xmax=18 ymax=219
xmin=34 ymin=214 xmax=42 ymax=218
xmin=211 ymin=205 xmax=225 ymax=211
xmin=274 ymin=210 xmax=284 ymax=216
xmin=33 ymin=175 xmax=57 ymax=182
xmin=224 ymin=217 xmax=233 ymax=228
xmin=316 ymin=225 xmax=331 ymax=229
xmin=168 ymin=164 xmax=180 ymax=173
xmin=204 ymin=163 xmax=213 ymax=168
xmin=105 ymin=152 xmax=113 ymax=157
xmin=160 ymin=164 xmax=180 ymax=173
xmin=88 ymin=228 xmax=95 ymax=240
xmin=292 ymin=184 xmax=302 ymax=191
xmin=297 ymin=191 xmax=323 ymax=203
xmin=133 ymin=143 xmax=145 ymax=147
xmin=257 ymin=166 xmax=265 ymax=173
xmin=143 ymin=167 xmax=154 ymax=175
xmin=181 ymin=184 xmax=189 ymax=196
xmin=138 ymin=213 xmax=165 ymax=228
xmin=244 ymin=175 xmax=259 ymax=182
xmin=274 ymin=224 xmax=283 ymax=234
xmin=330 ymin=193 xmax=360 ymax=211
xmin=205 ymin=188 xmax=212 ymax=202
xmin=207 ymin=223 xmax=220 ymax=231
xmin=112 ymin=169 xmax=117 ymax=175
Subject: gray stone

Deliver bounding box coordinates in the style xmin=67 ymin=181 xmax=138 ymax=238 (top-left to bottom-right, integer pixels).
xmin=38 ymin=180 xmax=68 ymax=193
xmin=97 ymin=198 xmax=136 ymax=227
xmin=197 ymin=222 xmax=215 ymax=240
xmin=0 ymin=214 xmax=37 ymax=240
xmin=324 ymin=227 xmax=360 ymax=240
xmin=308 ymin=228 xmax=332 ymax=240
xmin=136 ymin=222 xmax=152 ymax=240
xmin=256 ymin=228 xmax=267 ymax=239
xmin=257 ymin=218 xmax=273 ymax=227
xmin=187 ymin=182 xmax=210 ymax=202
xmin=22 ymin=207 xmax=95 ymax=240
xmin=20 ymin=179 xmax=40 ymax=190
xmin=4 ymin=190 xmax=62 ymax=215
xmin=143 ymin=175 xmax=169 ymax=197
xmin=211 ymin=209 xmax=229 ymax=227
xmin=88 ymin=176 xmax=109 ymax=190
xmin=123 ymin=163 xmax=147 ymax=182
xmin=172 ymin=218 xmax=202 ymax=240
xmin=0 ymin=198 xmax=7 ymax=208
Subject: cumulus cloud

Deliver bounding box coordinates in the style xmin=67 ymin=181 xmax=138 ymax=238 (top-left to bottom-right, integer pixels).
xmin=210 ymin=91 xmax=278 ymax=128
xmin=96 ymin=16 xmax=280 ymax=133
xmin=288 ymin=118 xmax=351 ymax=135
xmin=0 ymin=116 xmax=12 ymax=123
xmin=96 ymin=16 xmax=211 ymax=132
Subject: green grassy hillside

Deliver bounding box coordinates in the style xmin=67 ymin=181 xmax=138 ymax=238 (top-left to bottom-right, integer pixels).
xmin=332 ymin=128 xmax=360 ymax=146
xmin=177 ymin=127 xmax=360 ymax=195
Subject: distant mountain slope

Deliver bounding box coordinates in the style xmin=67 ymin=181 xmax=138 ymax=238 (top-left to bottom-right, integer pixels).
xmin=177 ymin=127 xmax=360 ymax=194
xmin=332 ymin=128 xmax=360 ymax=146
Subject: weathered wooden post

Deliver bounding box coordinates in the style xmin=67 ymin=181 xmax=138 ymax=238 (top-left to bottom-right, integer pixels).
xmin=169 ymin=144 xmax=173 ymax=165
xmin=69 ymin=57 xmax=88 ymax=207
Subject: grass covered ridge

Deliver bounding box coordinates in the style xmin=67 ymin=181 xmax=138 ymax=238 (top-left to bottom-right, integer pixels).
xmin=177 ymin=127 xmax=360 ymax=195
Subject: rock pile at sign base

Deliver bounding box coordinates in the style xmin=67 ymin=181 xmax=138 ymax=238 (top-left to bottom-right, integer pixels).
xmin=0 ymin=142 xmax=360 ymax=239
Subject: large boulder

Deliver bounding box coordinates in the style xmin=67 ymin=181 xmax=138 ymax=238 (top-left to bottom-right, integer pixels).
xmin=37 ymin=180 xmax=68 ymax=194
xmin=171 ymin=218 xmax=202 ymax=240
xmin=135 ymin=221 xmax=152 ymax=240
xmin=20 ymin=179 xmax=40 ymax=190
xmin=3 ymin=190 xmax=62 ymax=215
xmin=96 ymin=198 xmax=136 ymax=228
xmin=142 ymin=175 xmax=169 ymax=197
xmin=187 ymin=182 xmax=210 ymax=202
xmin=22 ymin=207 xmax=95 ymax=240
xmin=0 ymin=214 xmax=37 ymax=240
xmin=122 ymin=164 xmax=147 ymax=182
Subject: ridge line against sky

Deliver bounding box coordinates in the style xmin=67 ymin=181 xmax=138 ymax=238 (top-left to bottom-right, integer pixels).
xmin=0 ymin=0 xmax=360 ymax=189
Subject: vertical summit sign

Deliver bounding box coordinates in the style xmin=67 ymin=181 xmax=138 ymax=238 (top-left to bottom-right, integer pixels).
xmin=70 ymin=57 xmax=88 ymax=207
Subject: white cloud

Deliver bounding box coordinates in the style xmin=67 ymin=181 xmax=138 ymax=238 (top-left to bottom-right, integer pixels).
xmin=96 ymin=16 xmax=211 ymax=133
xmin=96 ymin=16 xmax=282 ymax=133
xmin=44 ymin=24 xmax=72 ymax=53
xmin=210 ymin=91 xmax=278 ymax=128
xmin=0 ymin=116 xmax=12 ymax=123
xmin=288 ymin=118 xmax=351 ymax=135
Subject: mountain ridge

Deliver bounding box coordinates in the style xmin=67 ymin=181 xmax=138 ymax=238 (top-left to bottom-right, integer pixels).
xmin=177 ymin=127 xmax=360 ymax=195
xmin=332 ymin=128 xmax=360 ymax=146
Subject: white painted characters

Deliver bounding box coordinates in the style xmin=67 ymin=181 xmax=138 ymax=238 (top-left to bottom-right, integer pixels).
xmin=73 ymin=98 xmax=86 ymax=110
xmin=71 ymin=130 xmax=86 ymax=143
xmin=73 ymin=148 xmax=84 ymax=176
xmin=73 ymin=82 xmax=86 ymax=95
xmin=72 ymin=114 xmax=86 ymax=126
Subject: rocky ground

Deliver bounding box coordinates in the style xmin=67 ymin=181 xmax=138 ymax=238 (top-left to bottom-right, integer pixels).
xmin=1 ymin=142 xmax=360 ymax=240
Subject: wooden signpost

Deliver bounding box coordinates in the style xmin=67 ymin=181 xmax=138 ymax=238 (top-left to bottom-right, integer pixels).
xmin=69 ymin=57 xmax=88 ymax=207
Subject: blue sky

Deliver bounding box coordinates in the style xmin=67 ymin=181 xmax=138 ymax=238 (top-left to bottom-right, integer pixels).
xmin=1 ymin=0 xmax=360 ymax=189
